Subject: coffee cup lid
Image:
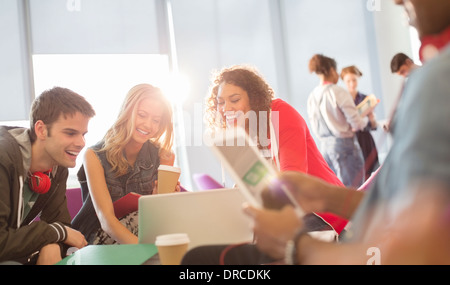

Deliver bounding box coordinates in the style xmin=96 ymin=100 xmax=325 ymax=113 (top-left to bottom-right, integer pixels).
xmin=158 ymin=165 xmax=181 ymax=173
xmin=155 ymin=233 xmax=190 ymax=246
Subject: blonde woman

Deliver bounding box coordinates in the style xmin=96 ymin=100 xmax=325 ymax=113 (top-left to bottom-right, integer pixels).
xmin=72 ymin=84 xmax=177 ymax=244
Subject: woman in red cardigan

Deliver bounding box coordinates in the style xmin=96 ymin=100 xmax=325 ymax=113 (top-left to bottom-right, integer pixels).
xmin=182 ymin=65 xmax=349 ymax=264
xmin=206 ymin=64 xmax=347 ymax=233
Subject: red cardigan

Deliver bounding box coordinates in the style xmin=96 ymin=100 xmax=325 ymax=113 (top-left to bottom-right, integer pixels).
xmin=271 ymin=99 xmax=348 ymax=234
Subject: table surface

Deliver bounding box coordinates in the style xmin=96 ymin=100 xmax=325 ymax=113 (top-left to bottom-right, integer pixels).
xmin=56 ymin=244 xmax=159 ymax=265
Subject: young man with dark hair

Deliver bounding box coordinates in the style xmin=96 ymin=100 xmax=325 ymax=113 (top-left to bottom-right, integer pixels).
xmin=390 ymin=52 xmax=420 ymax=77
xmin=0 ymin=87 xmax=95 ymax=264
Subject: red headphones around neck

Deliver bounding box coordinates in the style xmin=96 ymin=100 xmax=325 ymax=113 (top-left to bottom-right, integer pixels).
xmin=28 ymin=169 xmax=52 ymax=194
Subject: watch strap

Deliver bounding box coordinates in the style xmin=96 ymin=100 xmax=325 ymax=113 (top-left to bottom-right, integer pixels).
xmin=285 ymin=228 xmax=308 ymax=265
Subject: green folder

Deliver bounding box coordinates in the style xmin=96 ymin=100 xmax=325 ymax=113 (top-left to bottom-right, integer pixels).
xmin=56 ymin=244 xmax=158 ymax=265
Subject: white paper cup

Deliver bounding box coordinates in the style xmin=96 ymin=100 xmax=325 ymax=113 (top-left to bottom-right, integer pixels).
xmin=157 ymin=165 xmax=181 ymax=194
xmin=155 ymin=233 xmax=190 ymax=265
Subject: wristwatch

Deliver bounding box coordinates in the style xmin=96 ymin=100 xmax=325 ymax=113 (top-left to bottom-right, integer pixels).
xmin=285 ymin=229 xmax=308 ymax=265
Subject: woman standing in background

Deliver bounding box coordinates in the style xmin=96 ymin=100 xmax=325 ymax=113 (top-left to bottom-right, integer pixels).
xmin=341 ymin=65 xmax=379 ymax=181
xmin=307 ymin=54 xmax=368 ymax=188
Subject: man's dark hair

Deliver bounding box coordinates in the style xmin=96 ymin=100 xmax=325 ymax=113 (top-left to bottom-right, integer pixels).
xmin=30 ymin=87 xmax=95 ymax=142
xmin=390 ymin=52 xmax=412 ymax=73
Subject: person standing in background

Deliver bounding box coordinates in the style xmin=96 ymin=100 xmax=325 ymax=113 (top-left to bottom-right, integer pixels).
xmin=390 ymin=52 xmax=420 ymax=78
xmin=384 ymin=53 xmax=421 ymax=133
xmin=341 ymin=65 xmax=380 ymax=181
xmin=307 ymin=54 xmax=368 ymax=188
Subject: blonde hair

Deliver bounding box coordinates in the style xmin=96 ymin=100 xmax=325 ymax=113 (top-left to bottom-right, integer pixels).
xmin=101 ymin=84 xmax=174 ymax=177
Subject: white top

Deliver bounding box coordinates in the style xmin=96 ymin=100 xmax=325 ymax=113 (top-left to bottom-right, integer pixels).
xmin=307 ymin=84 xmax=368 ymax=138
xmin=155 ymin=233 xmax=190 ymax=246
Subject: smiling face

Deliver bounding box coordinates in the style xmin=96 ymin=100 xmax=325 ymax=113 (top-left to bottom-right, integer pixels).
xmin=40 ymin=111 xmax=90 ymax=169
xmin=130 ymin=98 xmax=163 ymax=145
xmin=216 ymin=83 xmax=252 ymax=128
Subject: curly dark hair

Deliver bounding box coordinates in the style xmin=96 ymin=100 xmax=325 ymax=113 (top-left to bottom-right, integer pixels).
xmin=205 ymin=65 xmax=275 ymax=136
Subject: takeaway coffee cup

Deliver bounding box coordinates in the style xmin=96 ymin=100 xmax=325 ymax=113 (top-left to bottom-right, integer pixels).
xmin=157 ymin=165 xmax=181 ymax=194
xmin=155 ymin=233 xmax=190 ymax=265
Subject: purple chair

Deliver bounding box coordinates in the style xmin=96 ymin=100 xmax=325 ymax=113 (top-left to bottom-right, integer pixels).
xmin=66 ymin=187 xmax=83 ymax=220
xmin=33 ymin=187 xmax=83 ymax=222
xmin=193 ymin=173 xmax=224 ymax=190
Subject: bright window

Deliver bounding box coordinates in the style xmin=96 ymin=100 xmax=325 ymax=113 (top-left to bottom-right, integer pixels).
xmin=32 ymin=54 xmax=171 ymax=187
xmin=409 ymin=26 xmax=421 ymax=64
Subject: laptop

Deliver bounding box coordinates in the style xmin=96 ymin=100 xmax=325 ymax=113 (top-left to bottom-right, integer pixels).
xmin=138 ymin=188 xmax=254 ymax=249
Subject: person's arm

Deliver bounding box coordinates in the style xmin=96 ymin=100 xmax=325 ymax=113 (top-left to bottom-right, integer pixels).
xmin=295 ymin=232 xmax=371 ymax=265
xmin=298 ymin=180 xmax=450 ymax=265
xmin=35 ymin=243 xmax=63 ymax=265
xmin=243 ymin=203 xmax=370 ymax=264
xmin=34 ymin=226 xmax=87 ymax=265
xmin=263 ymin=181 xmax=450 ymax=265
xmin=276 ymin=171 xmax=364 ymax=220
xmin=83 ymin=148 xmax=138 ymax=244
xmin=334 ymin=87 xmax=368 ymax=131
xmin=273 ymin=101 xmax=308 ymax=172
xmin=243 ymin=205 xmax=302 ymax=260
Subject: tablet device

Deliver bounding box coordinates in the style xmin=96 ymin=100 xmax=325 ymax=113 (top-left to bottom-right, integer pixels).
xmin=209 ymin=127 xmax=304 ymax=216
